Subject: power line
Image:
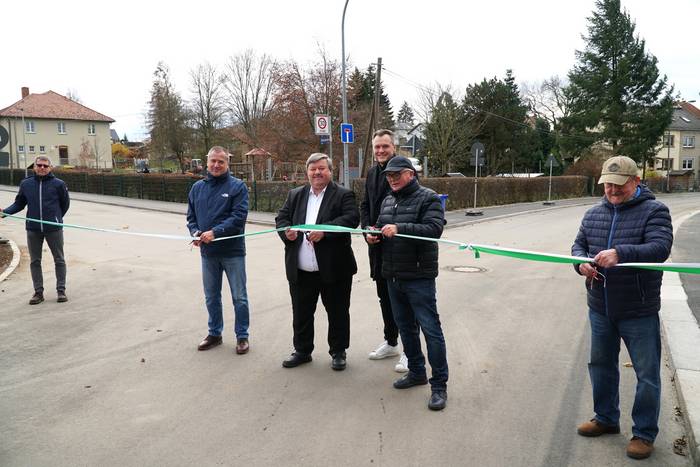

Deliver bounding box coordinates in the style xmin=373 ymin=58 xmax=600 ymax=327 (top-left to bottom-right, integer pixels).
xmin=382 ymin=66 xmax=599 ymax=144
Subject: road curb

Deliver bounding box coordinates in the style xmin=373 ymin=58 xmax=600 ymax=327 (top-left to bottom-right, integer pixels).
xmin=0 ymin=238 xmax=20 ymax=283
xmin=662 ymin=209 xmax=700 ymax=464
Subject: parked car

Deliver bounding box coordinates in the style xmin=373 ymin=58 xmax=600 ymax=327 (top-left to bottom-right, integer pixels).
xmin=443 ymin=172 xmax=466 ymax=177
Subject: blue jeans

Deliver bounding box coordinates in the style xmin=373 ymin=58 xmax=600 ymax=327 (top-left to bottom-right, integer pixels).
xmin=387 ymin=278 xmax=448 ymax=390
xmin=201 ymin=255 xmax=250 ymax=339
xmin=588 ymin=310 xmax=661 ymax=441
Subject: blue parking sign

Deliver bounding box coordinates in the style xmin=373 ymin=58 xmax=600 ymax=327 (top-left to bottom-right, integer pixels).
xmin=340 ymin=123 xmax=354 ymax=144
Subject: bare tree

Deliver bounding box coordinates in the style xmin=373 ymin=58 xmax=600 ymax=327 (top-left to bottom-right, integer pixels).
xmin=223 ymin=49 xmax=278 ymax=145
xmin=190 ymin=62 xmax=225 ymax=154
xmin=416 ymin=82 xmax=459 ymax=124
xmin=520 ymin=76 xmax=571 ymax=128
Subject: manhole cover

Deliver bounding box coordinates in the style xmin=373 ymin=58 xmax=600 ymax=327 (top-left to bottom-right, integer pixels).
xmin=451 ymin=266 xmax=487 ymax=273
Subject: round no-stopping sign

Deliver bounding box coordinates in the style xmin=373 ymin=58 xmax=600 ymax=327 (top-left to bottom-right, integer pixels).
xmin=314 ymin=114 xmax=331 ymax=135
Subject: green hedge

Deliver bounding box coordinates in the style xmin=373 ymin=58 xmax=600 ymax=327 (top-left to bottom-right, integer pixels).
xmin=1 ymin=169 xmax=592 ymax=212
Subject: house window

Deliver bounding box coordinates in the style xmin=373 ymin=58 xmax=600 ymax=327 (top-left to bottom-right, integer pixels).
xmin=18 ymin=145 xmax=24 ymax=153
xmin=57 ymin=122 xmax=66 ymax=134
xmin=29 ymin=145 xmax=35 ymax=153
xmin=682 ymin=158 xmax=694 ymax=170
xmin=25 ymin=121 xmax=35 ymax=133
xmin=663 ymin=134 xmax=674 ymax=147
xmin=682 ymin=136 xmax=695 ymax=148
xmin=88 ymin=123 xmax=96 ymax=135
xmin=661 ymin=159 xmax=674 ymax=170
xmin=39 ymin=145 xmax=46 ymax=153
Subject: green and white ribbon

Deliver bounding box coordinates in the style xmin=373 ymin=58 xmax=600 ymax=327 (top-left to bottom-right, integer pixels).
xmin=3 ymin=215 xmax=699 ymax=274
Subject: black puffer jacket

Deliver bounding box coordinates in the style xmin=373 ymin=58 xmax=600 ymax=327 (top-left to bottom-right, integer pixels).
xmin=377 ymin=178 xmax=444 ymax=280
xmin=572 ymin=186 xmax=673 ymax=321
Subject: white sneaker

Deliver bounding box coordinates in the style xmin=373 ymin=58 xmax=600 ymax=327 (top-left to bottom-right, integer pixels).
xmin=394 ymin=353 xmax=409 ymax=373
xmin=368 ymin=341 xmax=400 ymax=360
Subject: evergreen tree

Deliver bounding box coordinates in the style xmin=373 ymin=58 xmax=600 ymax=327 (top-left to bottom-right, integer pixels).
xmin=363 ymin=64 xmax=394 ymax=129
xmin=461 ymin=70 xmax=529 ymax=174
xmin=423 ymin=92 xmax=462 ymax=175
xmin=564 ymin=0 xmax=673 ymax=163
xmin=148 ymin=62 xmax=191 ymax=173
xmin=397 ymin=101 xmax=415 ymax=125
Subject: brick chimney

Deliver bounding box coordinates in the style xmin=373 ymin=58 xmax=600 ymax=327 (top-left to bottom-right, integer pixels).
xmin=21 ymin=87 xmax=29 ymax=99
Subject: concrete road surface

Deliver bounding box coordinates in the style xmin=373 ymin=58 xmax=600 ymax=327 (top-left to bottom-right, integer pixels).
xmin=1 ymin=192 xmax=698 ymax=467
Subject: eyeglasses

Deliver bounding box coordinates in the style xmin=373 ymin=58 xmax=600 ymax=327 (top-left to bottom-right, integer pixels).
xmin=35 ymin=164 xmax=50 ymax=168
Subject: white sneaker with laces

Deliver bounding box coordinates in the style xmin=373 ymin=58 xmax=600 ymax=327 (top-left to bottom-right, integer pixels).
xmin=394 ymin=353 xmax=409 ymax=373
xmin=368 ymin=341 xmax=400 ymax=360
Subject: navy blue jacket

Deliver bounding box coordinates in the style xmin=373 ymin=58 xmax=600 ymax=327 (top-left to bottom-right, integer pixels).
xmin=3 ymin=172 xmax=70 ymax=232
xmin=186 ymin=172 xmax=248 ymax=257
xmin=572 ymin=186 xmax=673 ymax=321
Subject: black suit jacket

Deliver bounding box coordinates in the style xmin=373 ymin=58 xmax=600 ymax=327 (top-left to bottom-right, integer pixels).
xmin=275 ymin=181 xmax=359 ymax=284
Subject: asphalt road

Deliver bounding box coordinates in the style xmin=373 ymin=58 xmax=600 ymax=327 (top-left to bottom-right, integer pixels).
xmin=0 ymin=192 xmax=698 ymax=467
xmin=673 ymin=211 xmax=700 ymax=325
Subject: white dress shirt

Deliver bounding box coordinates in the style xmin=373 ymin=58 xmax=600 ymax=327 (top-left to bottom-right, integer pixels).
xmin=298 ymin=186 xmax=326 ymax=272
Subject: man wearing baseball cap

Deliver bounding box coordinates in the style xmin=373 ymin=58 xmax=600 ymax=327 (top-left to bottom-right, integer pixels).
xmin=375 ymin=156 xmax=449 ymax=411
xmin=571 ymin=155 xmax=673 ymax=459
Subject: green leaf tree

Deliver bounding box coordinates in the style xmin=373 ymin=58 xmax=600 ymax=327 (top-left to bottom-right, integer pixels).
xmin=461 ymin=70 xmax=529 ymax=175
xmin=564 ymin=0 xmax=673 ymax=165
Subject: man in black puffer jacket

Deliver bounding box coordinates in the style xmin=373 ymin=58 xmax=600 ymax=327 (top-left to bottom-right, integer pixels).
xmin=572 ymin=156 xmax=673 ymax=460
xmin=376 ymin=156 xmax=448 ymax=411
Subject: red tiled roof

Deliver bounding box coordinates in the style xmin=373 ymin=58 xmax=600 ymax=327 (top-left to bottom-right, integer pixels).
xmin=244 ymin=147 xmax=272 ymax=157
xmin=0 ymin=90 xmax=114 ymax=122
xmin=681 ymin=101 xmax=700 ymax=120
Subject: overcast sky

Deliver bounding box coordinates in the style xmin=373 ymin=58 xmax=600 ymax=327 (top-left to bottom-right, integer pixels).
xmin=2 ymin=0 xmax=697 ymax=141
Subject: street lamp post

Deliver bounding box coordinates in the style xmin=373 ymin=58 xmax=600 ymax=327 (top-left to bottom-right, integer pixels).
xmin=341 ymin=0 xmax=349 ymax=188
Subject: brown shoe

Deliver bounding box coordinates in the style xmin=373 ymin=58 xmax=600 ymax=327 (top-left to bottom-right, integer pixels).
xmin=235 ymin=338 xmax=249 ymax=355
xmin=577 ymin=418 xmax=620 ymax=437
xmin=29 ymin=292 xmax=44 ymax=305
xmin=626 ymin=437 xmax=654 ymax=459
xmin=197 ymin=335 xmax=222 ymax=351
xmin=57 ymin=292 xmax=68 ymax=303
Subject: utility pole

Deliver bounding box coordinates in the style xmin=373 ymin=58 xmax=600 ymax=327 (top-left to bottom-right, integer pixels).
xmin=665 ymin=130 xmax=672 ymax=192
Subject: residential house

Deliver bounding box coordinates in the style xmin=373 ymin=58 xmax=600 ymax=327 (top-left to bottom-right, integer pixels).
xmin=654 ymin=101 xmax=700 ymax=186
xmin=0 ymin=87 xmax=115 ymax=169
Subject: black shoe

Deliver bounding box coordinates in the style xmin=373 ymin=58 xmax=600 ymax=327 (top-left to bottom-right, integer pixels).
xmin=282 ymin=352 xmax=312 ymax=368
xmin=331 ymin=353 xmax=347 ymax=371
xmin=197 ymin=335 xmax=222 ymax=351
xmin=393 ymin=373 xmax=429 ymax=389
xmin=29 ymin=292 xmax=44 ymax=305
xmin=57 ymin=291 xmax=68 ymax=303
xmin=428 ymin=390 xmax=448 ymax=411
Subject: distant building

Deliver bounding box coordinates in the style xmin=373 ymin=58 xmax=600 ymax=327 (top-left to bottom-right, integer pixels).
xmin=0 ymin=87 xmax=115 ymax=169
xmin=653 ymin=101 xmax=700 ymax=185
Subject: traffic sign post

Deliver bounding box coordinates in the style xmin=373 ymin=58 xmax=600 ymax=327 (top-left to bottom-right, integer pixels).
xmin=314 ymin=114 xmax=330 ymax=135
xmin=543 ymin=154 xmax=560 ymax=206
xmin=466 ymin=142 xmax=485 ymax=216
xmin=340 ymin=123 xmax=354 ymax=144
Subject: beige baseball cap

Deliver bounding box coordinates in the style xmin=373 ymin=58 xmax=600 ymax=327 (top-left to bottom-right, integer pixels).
xmin=598 ymin=156 xmax=639 ymax=185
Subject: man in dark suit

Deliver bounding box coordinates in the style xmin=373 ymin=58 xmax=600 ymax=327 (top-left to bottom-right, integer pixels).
xmin=275 ymin=153 xmax=359 ymax=371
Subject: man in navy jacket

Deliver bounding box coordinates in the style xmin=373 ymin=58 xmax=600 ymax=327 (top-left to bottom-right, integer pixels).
xmin=187 ymin=147 xmax=251 ymax=354
xmin=572 ymin=156 xmax=673 ymax=460
xmin=1 ymin=156 xmax=70 ymax=304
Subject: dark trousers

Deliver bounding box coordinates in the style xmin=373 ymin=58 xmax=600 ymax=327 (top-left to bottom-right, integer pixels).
xmin=289 ymin=270 xmax=352 ymax=356
xmin=388 ymin=278 xmax=448 ymax=391
xmin=27 ymin=230 xmax=66 ymax=293
xmin=375 ymin=277 xmax=399 ymax=346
